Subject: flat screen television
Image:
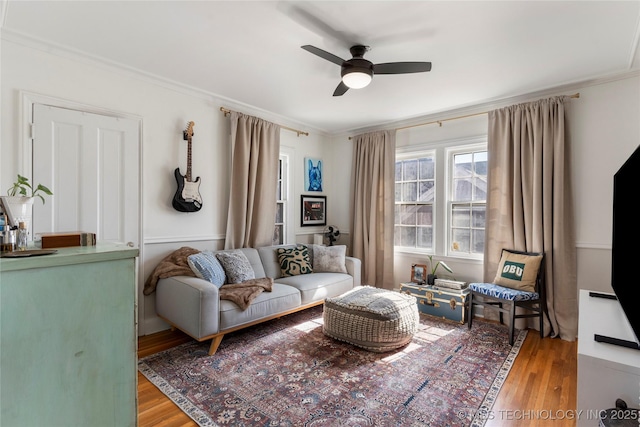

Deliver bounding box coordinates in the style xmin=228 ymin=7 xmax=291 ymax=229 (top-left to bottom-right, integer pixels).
xmin=611 ymin=144 xmax=640 ymax=345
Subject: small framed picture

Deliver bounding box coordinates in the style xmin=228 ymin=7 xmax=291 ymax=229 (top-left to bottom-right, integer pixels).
xmin=301 ymin=195 xmax=326 ymax=227
xmin=411 ymin=264 xmax=427 ymax=285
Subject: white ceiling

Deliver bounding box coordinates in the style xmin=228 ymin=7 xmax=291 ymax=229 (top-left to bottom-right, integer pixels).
xmin=3 ymin=1 xmax=640 ymax=135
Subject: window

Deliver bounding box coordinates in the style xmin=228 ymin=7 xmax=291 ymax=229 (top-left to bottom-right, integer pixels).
xmin=273 ymin=155 xmax=288 ymax=245
xmin=394 ymin=153 xmax=435 ymax=250
xmin=394 ymin=141 xmax=487 ymax=259
xmin=449 ymin=149 xmax=487 ymax=256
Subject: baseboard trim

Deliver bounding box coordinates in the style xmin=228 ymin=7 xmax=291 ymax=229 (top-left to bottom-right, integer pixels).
xmin=141 ymin=317 xmax=171 ymax=336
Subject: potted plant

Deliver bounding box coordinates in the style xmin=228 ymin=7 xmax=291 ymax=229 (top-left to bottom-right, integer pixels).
xmin=2 ymin=174 xmax=53 ymax=228
xmin=426 ymin=255 xmax=453 ymax=286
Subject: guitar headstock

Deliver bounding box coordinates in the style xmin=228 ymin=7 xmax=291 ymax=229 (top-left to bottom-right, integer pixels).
xmin=183 ymin=121 xmax=195 ymax=140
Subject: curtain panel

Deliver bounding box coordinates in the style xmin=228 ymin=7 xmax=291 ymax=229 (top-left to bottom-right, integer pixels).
xmin=485 ymin=96 xmax=577 ymax=341
xmin=350 ymin=130 xmax=396 ymax=290
xmin=224 ymin=111 xmax=280 ymax=249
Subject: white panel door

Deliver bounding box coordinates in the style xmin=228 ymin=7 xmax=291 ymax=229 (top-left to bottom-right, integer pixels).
xmin=31 ymin=104 xmax=140 ymax=247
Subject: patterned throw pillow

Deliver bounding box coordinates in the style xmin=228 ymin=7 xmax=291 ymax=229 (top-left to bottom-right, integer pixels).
xmin=493 ymin=250 xmax=543 ymax=293
xmin=216 ymin=250 xmax=256 ymax=284
xmin=187 ymin=251 xmax=226 ymax=288
xmin=313 ymin=245 xmax=348 ymax=273
xmin=277 ymin=245 xmax=312 ymax=277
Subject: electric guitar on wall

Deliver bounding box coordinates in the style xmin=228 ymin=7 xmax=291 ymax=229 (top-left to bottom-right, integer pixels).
xmin=172 ymin=121 xmax=202 ymax=212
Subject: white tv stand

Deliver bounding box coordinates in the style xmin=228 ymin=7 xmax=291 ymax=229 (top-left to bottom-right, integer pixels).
xmin=577 ymin=289 xmax=640 ymax=427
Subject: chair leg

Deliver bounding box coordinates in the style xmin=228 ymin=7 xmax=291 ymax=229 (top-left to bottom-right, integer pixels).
xmin=498 ymin=302 xmax=504 ymax=325
xmin=539 ymin=302 xmax=544 ymax=339
xmin=508 ymin=302 xmax=516 ymax=345
xmin=468 ymin=292 xmax=473 ymax=330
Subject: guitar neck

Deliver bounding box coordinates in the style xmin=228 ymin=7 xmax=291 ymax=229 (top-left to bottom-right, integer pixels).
xmin=186 ymin=137 xmax=192 ymax=182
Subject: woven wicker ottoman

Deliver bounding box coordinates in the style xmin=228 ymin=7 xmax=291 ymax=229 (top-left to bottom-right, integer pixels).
xmin=323 ymin=286 xmax=419 ymax=352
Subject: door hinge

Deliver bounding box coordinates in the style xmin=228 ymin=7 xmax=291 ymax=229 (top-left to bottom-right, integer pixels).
xmin=28 ymin=123 xmax=35 ymax=139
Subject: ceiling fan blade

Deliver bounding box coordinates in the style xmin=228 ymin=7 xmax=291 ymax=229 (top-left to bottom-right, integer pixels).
xmin=301 ymin=45 xmax=345 ymax=66
xmin=373 ymin=62 xmax=432 ymax=74
xmin=333 ymin=81 xmax=349 ymax=96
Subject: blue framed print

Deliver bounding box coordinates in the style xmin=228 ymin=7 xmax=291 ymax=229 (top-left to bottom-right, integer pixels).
xmin=304 ymin=157 xmax=323 ymax=192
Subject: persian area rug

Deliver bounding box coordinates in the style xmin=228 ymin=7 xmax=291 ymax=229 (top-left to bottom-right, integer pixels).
xmin=139 ymin=305 xmax=526 ymax=427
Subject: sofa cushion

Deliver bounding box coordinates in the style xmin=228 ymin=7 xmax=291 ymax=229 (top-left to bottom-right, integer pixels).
xmin=219 ymin=283 xmax=302 ymax=330
xmin=187 ymin=251 xmax=226 ymax=287
xmin=313 ymin=245 xmax=347 ymax=273
xmin=216 ymin=250 xmax=256 ymax=284
xmin=276 ymin=272 xmax=354 ymax=304
xmin=277 ymin=245 xmax=312 ymax=277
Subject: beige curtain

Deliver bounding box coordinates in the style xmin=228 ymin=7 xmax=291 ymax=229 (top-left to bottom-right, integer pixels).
xmin=350 ymin=130 xmax=396 ymax=289
xmin=485 ymin=96 xmax=577 ymax=341
xmin=224 ymin=111 xmax=280 ymax=249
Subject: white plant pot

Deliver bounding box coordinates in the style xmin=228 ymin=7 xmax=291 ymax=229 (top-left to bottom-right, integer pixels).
xmin=0 ymin=196 xmax=34 ymax=230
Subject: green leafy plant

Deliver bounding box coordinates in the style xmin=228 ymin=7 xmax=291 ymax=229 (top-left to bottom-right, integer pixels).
xmin=427 ymin=255 xmax=453 ymax=276
xmin=6 ymin=174 xmax=53 ymax=204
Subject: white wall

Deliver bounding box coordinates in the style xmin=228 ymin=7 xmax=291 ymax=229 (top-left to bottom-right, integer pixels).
xmin=0 ymin=38 xmax=346 ymax=334
xmin=570 ymin=76 xmax=640 ymax=293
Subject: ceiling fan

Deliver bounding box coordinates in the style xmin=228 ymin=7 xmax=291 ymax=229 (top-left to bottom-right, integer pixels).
xmin=301 ymin=44 xmax=432 ymax=96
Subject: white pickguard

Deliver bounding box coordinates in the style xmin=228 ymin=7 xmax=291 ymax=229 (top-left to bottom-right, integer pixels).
xmin=181 ymin=180 xmax=202 ymax=203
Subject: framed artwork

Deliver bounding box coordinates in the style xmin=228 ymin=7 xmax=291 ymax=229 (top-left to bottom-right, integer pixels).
xmin=301 ymin=195 xmax=326 ymax=227
xmin=411 ymin=264 xmax=427 ymax=285
xmin=304 ymin=157 xmax=323 ymax=192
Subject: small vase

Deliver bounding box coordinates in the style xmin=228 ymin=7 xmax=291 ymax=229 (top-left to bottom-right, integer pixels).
xmin=427 ymin=274 xmax=436 ymax=286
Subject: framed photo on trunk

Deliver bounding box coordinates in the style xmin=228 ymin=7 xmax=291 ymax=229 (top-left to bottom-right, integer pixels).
xmin=411 ymin=264 xmax=427 ymax=285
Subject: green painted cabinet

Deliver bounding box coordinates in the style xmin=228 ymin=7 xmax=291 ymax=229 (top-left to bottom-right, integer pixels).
xmin=1 ymin=243 xmax=138 ymax=427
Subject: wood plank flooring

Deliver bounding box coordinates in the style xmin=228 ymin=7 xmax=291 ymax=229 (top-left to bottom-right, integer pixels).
xmin=137 ymin=327 xmax=577 ymax=427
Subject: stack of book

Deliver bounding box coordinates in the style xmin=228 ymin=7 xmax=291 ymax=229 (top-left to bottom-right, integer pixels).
xmin=433 ymin=278 xmax=468 ymax=290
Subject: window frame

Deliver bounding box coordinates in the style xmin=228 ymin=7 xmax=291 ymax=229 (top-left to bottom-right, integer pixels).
xmin=394 ymin=149 xmax=437 ymax=253
xmin=274 ymin=153 xmax=290 ymax=245
xmin=395 ymin=137 xmax=487 ymax=262
xmin=445 ymin=142 xmax=488 ymax=260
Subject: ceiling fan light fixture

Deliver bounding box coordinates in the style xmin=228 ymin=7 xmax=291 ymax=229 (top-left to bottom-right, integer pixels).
xmin=342 ymin=71 xmax=372 ymax=89
xmin=302 ymin=44 xmax=430 ymax=96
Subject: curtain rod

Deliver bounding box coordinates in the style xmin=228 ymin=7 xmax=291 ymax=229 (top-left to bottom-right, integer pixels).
xmin=220 ymin=107 xmax=309 ymax=137
xmin=349 ymin=92 xmax=580 ymax=139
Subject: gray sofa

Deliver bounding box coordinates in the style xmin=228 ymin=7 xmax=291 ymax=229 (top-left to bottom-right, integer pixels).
xmin=155 ymin=244 xmax=362 ymax=355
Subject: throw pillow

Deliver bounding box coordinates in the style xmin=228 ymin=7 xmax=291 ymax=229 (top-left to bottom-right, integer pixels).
xmin=216 ymin=250 xmax=256 ymax=284
xmin=277 ymin=245 xmax=312 ymax=277
xmin=493 ymin=250 xmax=543 ymax=293
xmin=313 ymin=245 xmax=348 ymax=273
xmin=187 ymin=251 xmax=226 ymax=288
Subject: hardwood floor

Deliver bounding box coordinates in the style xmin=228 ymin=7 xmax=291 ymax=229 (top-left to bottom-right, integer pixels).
xmin=138 ymin=330 xmax=196 ymax=427
xmin=137 ymin=328 xmax=577 ymax=427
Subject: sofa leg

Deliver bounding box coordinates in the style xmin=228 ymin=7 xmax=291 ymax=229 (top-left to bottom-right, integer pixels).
xmin=208 ymin=335 xmax=224 ymax=355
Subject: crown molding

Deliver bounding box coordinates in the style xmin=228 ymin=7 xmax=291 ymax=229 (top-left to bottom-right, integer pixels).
xmin=1 ymin=27 xmax=328 ymax=137
xmin=339 ymin=69 xmax=640 ymax=139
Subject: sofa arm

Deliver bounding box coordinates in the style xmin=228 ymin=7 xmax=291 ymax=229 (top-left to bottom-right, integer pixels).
xmin=345 ymin=256 xmax=362 ymax=287
xmin=156 ymin=276 xmax=220 ymax=339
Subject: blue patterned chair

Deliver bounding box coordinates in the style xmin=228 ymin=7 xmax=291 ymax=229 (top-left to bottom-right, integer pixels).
xmin=467 ymin=249 xmax=547 ymax=345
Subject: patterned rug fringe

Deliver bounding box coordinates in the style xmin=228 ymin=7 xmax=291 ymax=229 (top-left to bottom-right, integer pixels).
xmin=139 ymin=363 xmax=217 ymax=426
xmin=470 ymin=329 xmax=527 ymax=427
